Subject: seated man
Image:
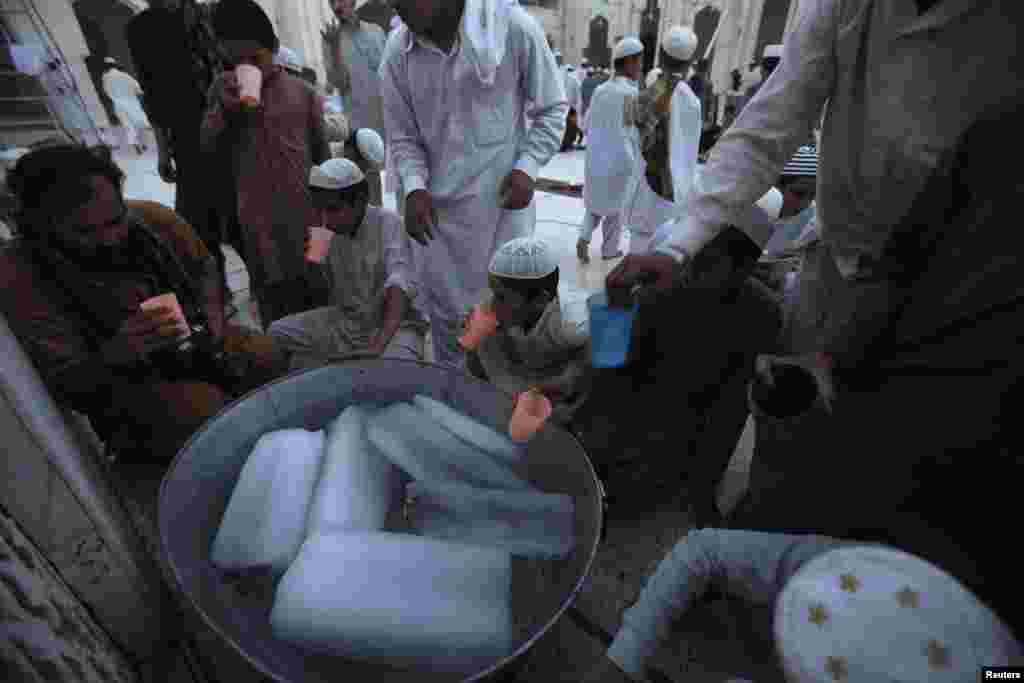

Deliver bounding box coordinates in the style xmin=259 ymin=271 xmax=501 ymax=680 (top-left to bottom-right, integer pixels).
xmin=466 ymin=236 xmax=591 ymax=428
xmin=1 ymin=145 xmax=288 ymax=463
xmin=584 ymin=530 xmax=1020 ymax=682
xmin=762 ymin=145 xmax=818 ymax=259
xmin=268 ymin=158 xmax=427 ymax=369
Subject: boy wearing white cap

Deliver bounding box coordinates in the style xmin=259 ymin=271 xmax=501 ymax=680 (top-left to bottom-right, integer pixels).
xmin=467 ymin=236 xmax=591 ymax=426
xmin=626 ymin=26 xmax=701 ymax=255
xmin=268 ymin=158 xmax=428 ymax=368
xmin=584 ymin=530 xmax=1021 ymax=682
xmin=578 ymin=37 xmax=644 ymax=264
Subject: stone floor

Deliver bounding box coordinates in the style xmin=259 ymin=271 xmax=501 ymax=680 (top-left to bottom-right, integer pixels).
xmin=113 ymin=148 xmax=761 ymax=683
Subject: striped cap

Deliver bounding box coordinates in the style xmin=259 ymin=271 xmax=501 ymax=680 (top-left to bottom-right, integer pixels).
xmin=782 ymin=145 xmax=818 ymax=178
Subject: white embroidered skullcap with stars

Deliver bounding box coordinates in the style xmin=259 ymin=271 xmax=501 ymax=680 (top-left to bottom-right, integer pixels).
xmin=308 ymin=158 xmax=365 ymax=191
xmin=774 ymin=545 xmax=1023 ymax=683
xmin=488 ymin=236 xmax=559 ymax=280
xmin=354 ymin=128 xmax=385 ymax=169
xmin=612 ymin=37 xmax=644 ymax=63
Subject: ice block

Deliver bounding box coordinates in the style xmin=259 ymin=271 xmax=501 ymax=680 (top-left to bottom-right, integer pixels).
xmin=368 ymin=402 xmax=528 ymax=490
xmin=407 ymin=479 xmax=575 ymax=559
xmin=412 ymin=395 xmax=521 ymax=463
xmin=306 ymin=406 xmax=399 ymax=536
xmin=270 ymin=531 xmax=513 ymax=674
xmin=211 ymin=429 xmax=326 ymax=575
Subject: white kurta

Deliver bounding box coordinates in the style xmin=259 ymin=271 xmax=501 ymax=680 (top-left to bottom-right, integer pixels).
xmin=381 ymin=6 xmax=567 ymax=368
xmin=625 ymin=79 xmax=701 ymax=253
xmin=563 ymin=69 xmax=581 ymax=113
xmin=583 ymin=77 xmax=640 ymax=218
xmin=101 ymin=68 xmax=151 ymax=147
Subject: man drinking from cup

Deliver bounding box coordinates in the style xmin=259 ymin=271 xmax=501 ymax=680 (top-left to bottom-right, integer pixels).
xmin=203 ymin=0 xmax=332 ymax=328
xmin=0 ymin=145 xmax=288 ymax=463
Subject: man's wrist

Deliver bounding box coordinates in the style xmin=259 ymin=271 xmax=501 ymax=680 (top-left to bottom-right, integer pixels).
xmin=513 ymin=157 xmax=540 ymax=181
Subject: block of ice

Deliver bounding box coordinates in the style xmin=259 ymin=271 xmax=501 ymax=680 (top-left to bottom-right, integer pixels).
xmin=271 ymin=531 xmax=513 ymax=674
xmin=306 ymin=405 xmax=400 ymax=536
xmin=407 ymin=479 xmax=575 ymax=559
xmin=413 ymin=395 xmax=521 ymax=463
xmin=211 ymin=429 xmax=326 ymax=575
xmin=368 ymin=402 xmax=529 ymax=490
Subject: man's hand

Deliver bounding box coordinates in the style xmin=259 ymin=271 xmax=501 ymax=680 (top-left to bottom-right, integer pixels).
xmin=100 ymin=308 xmax=187 ymax=367
xmin=220 ymin=71 xmax=243 ymax=113
xmin=606 ymin=254 xmax=680 ymax=299
xmin=405 ymin=190 xmax=436 ymax=246
xmin=157 ymin=154 xmax=177 ymax=184
xmin=499 ymin=169 xmax=535 ymax=210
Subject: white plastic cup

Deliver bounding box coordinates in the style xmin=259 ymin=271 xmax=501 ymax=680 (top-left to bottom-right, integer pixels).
xmin=235 ymin=64 xmax=262 ymax=108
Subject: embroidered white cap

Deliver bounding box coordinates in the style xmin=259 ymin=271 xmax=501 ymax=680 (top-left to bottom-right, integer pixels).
xmin=775 ymin=545 xmax=1023 ymax=682
xmin=763 ymin=44 xmax=784 ymax=60
xmin=309 ymin=158 xmax=365 ymax=191
xmin=354 ymin=128 xmax=385 ymax=169
xmin=662 ymin=26 xmax=698 ymax=62
xmin=756 ymin=187 xmax=784 ymax=221
xmin=488 ymin=236 xmax=559 ymax=279
xmin=612 ymin=37 xmax=644 ymax=63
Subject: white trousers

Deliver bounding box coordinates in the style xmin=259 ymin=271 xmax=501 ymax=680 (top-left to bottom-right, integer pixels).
xmin=579 ymin=212 xmax=623 ymax=259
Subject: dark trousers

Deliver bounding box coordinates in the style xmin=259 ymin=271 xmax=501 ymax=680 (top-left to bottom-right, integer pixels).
xmin=561 ymin=108 xmax=583 ymax=151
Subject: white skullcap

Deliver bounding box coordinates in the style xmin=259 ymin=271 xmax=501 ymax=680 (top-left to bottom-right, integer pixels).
xmin=756 ymin=187 xmax=784 ymax=221
xmin=274 ymin=46 xmax=303 ymax=72
xmin=488 ymin=237 xmax=559 ymax=280
xmin=309 ymin=158 xmax=365 ymax=191
xmin=775 ymin=546 xmax=1023 ymax=683
xmin=612 ymin=37 xmax=644 ymax=63
xmin=763 ymin=44 xmax=783 ymax=60
xmin=662 ymin=26 xmax=698 ymax=61
xmin=390 ymin=15 xmax=401 ymax=31
xmin=354 ymin=128 xmax=385 ymax=168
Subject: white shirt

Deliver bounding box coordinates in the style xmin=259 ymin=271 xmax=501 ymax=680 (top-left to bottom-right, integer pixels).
xmin=583 ymin=76 xmax=641 ymax=216
xmin=660 ymin=0 xmax=1024 ymax=279
xmin=563 ymin=69 xmax=582 ymax=113
xmin=381 ymin=6 xmax=567 ymax=201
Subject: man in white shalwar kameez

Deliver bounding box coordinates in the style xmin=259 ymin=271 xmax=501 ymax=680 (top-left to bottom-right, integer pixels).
xmin=577 ymin=37 xmax=643 ymax=264
xmin=382 ymin=0 xmax=567 ymax=368
xmin=625 ymin=26 xmax=701 ymax=255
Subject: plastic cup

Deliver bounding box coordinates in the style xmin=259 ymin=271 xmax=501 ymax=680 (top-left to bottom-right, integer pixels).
xmin=139 ymin=292 xmax=190 ymax=340
xmin=235 ymin=64 xmax=262 ymax=108
xmin=587 ymin=292 xmax=638 ymax=368
xmin=305 ymin=226 xmax=335 ymax=263
xmin=458 ymin=304 xmax=498 ymax=351
xmin=508 ymin=389 xmax=553 ymax=443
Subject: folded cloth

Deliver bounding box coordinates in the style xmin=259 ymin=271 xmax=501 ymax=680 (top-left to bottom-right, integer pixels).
xmin=306 ymin=405 xmax=400 ymax=536
xmin=368 ymin=402 xmax=529 ymax=490
xmin=271 ymin=531 xmax=513 ymax=674
xmin=211 ymin=429 xmax=326 ymax=575
xmin=406 ymin=479 xmax=575 ymax=559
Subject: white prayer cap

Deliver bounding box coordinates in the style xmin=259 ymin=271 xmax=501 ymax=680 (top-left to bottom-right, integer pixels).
xmin=763 ymin=44 xmax=784 ymax=60
xmin=488 ymin=237 xmax=559 ymax=280
xmin=775 ymin=546 xmax=1023 ymax=683
xmin=354 ymin=128 xmax=385 ymax=168
xmin=662 ymin=26 xmax=698 ymax=61
xmin=612 ymin=37 xmax=644 ymax=63
xmin=756 ymin=187 xmax=784 ymax=221
xmin=274 ymin=45 xmax=303 ymax=72
xmin=390 ymin=15 xmax=402 ymax=31
xmin=309 ymin=158 xmax=365 ymax=191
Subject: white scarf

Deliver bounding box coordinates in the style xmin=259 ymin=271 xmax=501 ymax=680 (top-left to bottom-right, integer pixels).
xmin=457 ymin=0 xmax=516 ymax=87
